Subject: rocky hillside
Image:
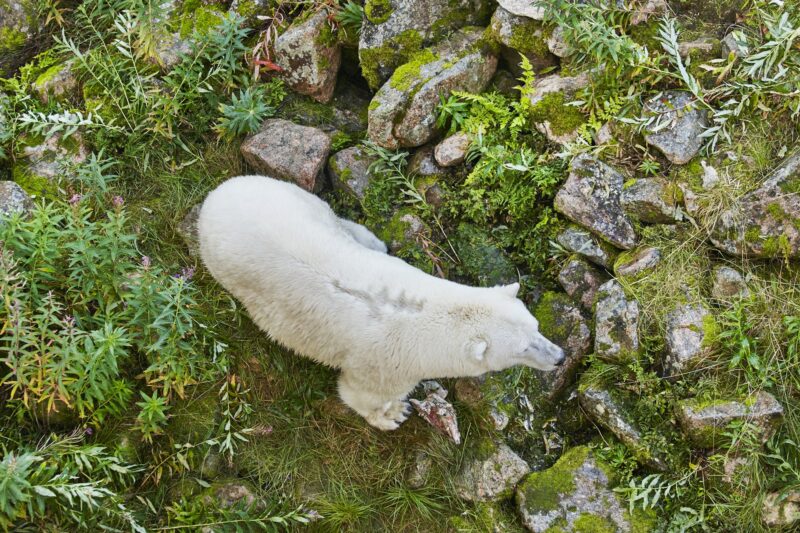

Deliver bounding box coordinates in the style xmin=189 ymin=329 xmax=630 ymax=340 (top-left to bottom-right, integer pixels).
xmin=1 ymin=0 xmax=799 ymax=531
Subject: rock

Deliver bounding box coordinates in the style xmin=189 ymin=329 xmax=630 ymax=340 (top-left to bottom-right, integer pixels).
xmin=594 ymin=280 xmax=639 ymax=360
xmin=408 ymin=145 xmax=452 ymax=178
xmin=15 ymin=133 xmax=89 ymax=194
xmin=708 ymin=152 xmax=800 ymax=258
xmin=663 ymin=303 xmax=713 ymax=378
xmin=525 ymin=73 xmax=590 ymax=144
xmin=32 ymin=62 xmax=80 ymax=104
xmin=614 ymin=247 xmax=661 ymax=278
xmin=525 ymin=72 xmax=590 ymax=108
xmin=533 ymin=292 xmax=592 ymax=399
xmin=556 ymin=225 xmax=618 ymax=269
xmin=454 ymin=376 xmax=486 ymax=408
xmin=579 ymin=386 xmax=668 ymax=470
xmin=228 ymin=0 xmax=270 ymax=28
xmin=630 ymin=0 xmax=667 ymax=25
xmin=327 ymin=146 xmax=377 ymax=199
xmin=643 ymin=91 xmax=708 ymax=165
xmin=516 ymin=446 xmax=655 ymax=532
xmin=275 ymin=9 xmax=341 ymax=103
xmin=433 ymin=132 xmax=470 ymax=167
xmin=359 ymin=0 xmax=492 ymax=90
xmin=763 ymin=491 xmax=800 ymax=528
xmin=177 ymin=204 xmax=202 ymax=257
xmin=557 ymin=257 xmax=608 ymax=312
xmin=554 ymin=154 xmax=638 ymax=250
xmin=407 ymin=450 xmax=433 ymax=489
xmin=241 ymin=119 xmax=331 ymax=192
xmin=153 ymin=34 xmax=193 ymax=72
xmin=0 ymin=181 xmax=34 ymax=220
xmin=489 ymin=7 xmax=557 ymax=75
xmin=455 ymin=442 xmax=530 ymax=502
xmin=367 ymin=28 xmax=497 ymax=149
xmin=678 ymin=37 xmax=719 ymax=58
xmin=711 ymin=266 xmax=749 ymax=300
xmin=621 ymin=177 xmax=682 ymax=223
xmin=202 ymin=479 xmax=259 ymax=509
xmin=380 ymin=210 xmax=428 ymax=253
xmin=0 ymin=0 xmax=37 ymax=77
xmin=497 ymin=0 xmax=544 ymax=20
xmin=545 ymin=26 xmax=570 ymax=58
xmin=677 ymin=392 xmax=783 ymax=448
xmin=721 ymin=31 xmax=747 ymax=58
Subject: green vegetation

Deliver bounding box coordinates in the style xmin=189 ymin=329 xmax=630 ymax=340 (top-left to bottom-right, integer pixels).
xmin=0 ymin=0 xmax=798 ymax=530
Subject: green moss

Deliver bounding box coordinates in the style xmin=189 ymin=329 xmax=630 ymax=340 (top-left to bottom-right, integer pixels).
xmin=534 ymin=292 xmax=573 ymax=341
xmin=573 ymin=513 xmax=616 ymax=533
xmin=364 ymin=0 xmax=393 ymax=24
xmin=315 ymin=21 xmax=337 ymax=49
xmin=517 ymin=446 xmax=591 ymax=512
xmin=507 ymin=19 xmax=550 ymax=58
xmin=389 ymin=49 xmax=437 ymax=92
xmin=779 ymin=176 xmax=800 ymax=194
xmin=359 ymin=29 xmax=424 ymax=90
xmin=744 ymin=225 xmax=762 ymax=243
xmin=0 ymin=26 xmax=26 ymax=52
xmin=529 ymin=92 xmax=586 ymax=136
xmin=701 ymin=313 xmax=718 ymax=347
xmin=12 ymin=164 xmax=58 ymax=199
xmin=177 ymin=0 xmax=226 ymax=39
xmin=34 ymin=63 xmax=64 ymax=86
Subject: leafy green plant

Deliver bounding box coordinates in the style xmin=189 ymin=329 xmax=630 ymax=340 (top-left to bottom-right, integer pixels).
xmin=216 ymin=80 xmax=285 ymax=139
xmin=435 ymin=93 xmax=469 ymax=135
xmin=136 ymin=391 xmax=171 ymax=443
xmin=336 ymin=1 xmax=364 ymax=37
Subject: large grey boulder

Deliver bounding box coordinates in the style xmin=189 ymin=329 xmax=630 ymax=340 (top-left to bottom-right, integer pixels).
xmin=677 ymin=392 xmax=783 ymax=448
xmin=556 ymin=225 xmax=618 ymax=269
xmin=558 ymin=256 xmax=608 ymax=312
xmin=555 ymin=155 xmax=637 ymax=250
xmin=489 ymin=7 xmax=557 ymax=75
xmin=274 ymin=9 xmax=341 ymax=103
xmin=358 ymin=0 xmax=491 ymax=90
xmin=241 ymin=119 xmax=331 ymax=192
xmin=643 ymin=91 xmax=708 ymax=165
xmin=177 ymin=204 xmax=202 ymax=257
xmin=152 ymin=34 xmax=193 ymax=73
xmin=367 ymin=28 xmax=497 ymax=149
xmin=708 ymin=151 xmax=800 ymax=259
xmin=454 ymin=442 xmax=530 ymax=502
xmin=532 ymin=292 xmax=592 ymax=399
xmin=620 ymin=177 xmax=682 ymax=223
xmin=579 ymin=386 xmax=667 ymax=470
xmin=663 ymin=303 xmax=713 ymax=378
xmin=515 ymin=446 xmax=655 ymax=532
xmin=594 ymin=280 xmax=639 ymax=360
xmin=0 ymin=181 xmax=34 ymax=219
xmin=327 ymin=146 xmax=378 ymax=200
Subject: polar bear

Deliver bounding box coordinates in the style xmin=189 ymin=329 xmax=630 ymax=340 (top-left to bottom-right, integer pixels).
xmin=198 ymin=176 xmax=565 ymax=430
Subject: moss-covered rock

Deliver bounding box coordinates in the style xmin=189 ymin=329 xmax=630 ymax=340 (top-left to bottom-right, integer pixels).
xmin=165 ymin=384 xmax=220 ymax=444
xmin=13 ymin=132 xmax=89 ymax=198
xmin=594 ymin=280 xmax=640 ymax=360
xmin=32 ymin=61 xmax=80 ymax=104
xmin=454 ymin=441 xmax=530 ymax=502
xmin=489 ymin=6 xmax=557 ymax=76
xmin=677 ymin=391 xmax=784 ymax=448
xmin=515 ymin=446 xmax=656 ymax=532
xmin=367 ymin=28 xmax=498 ymax=149
xmin=450 ymin=222 xmax=517 ymax=287
xmin=274 ymin=8 xmax=341 ymax=103
xmin=358 ymin=0 xmax=493 ymax=90
xmin=0 ymin=0 xmax=38 ymax=77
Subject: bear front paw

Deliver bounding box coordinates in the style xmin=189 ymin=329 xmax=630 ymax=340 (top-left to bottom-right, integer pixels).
xmin=367 ymin=400 xmax=411 ymax=431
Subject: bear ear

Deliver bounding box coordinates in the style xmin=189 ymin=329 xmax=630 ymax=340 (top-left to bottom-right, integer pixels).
xmin=496 ymin=282 xmax=520 ymax=298
xmin=468 ymin=338 xmax=488 ymax=362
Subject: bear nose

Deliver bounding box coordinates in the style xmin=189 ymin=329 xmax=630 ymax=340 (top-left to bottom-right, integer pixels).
xmin=553 ymin=349 xmax=566 ymax=366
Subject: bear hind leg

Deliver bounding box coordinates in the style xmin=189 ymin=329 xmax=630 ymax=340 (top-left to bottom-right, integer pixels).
xmin=338 ymin=371 xmax=414 ymax=431
xmin=338 ymin=219 xmax=388 ymax=253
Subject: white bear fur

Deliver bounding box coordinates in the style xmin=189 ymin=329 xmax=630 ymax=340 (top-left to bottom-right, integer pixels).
xmin=198 ymin=176 xmax=565 ymax=430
